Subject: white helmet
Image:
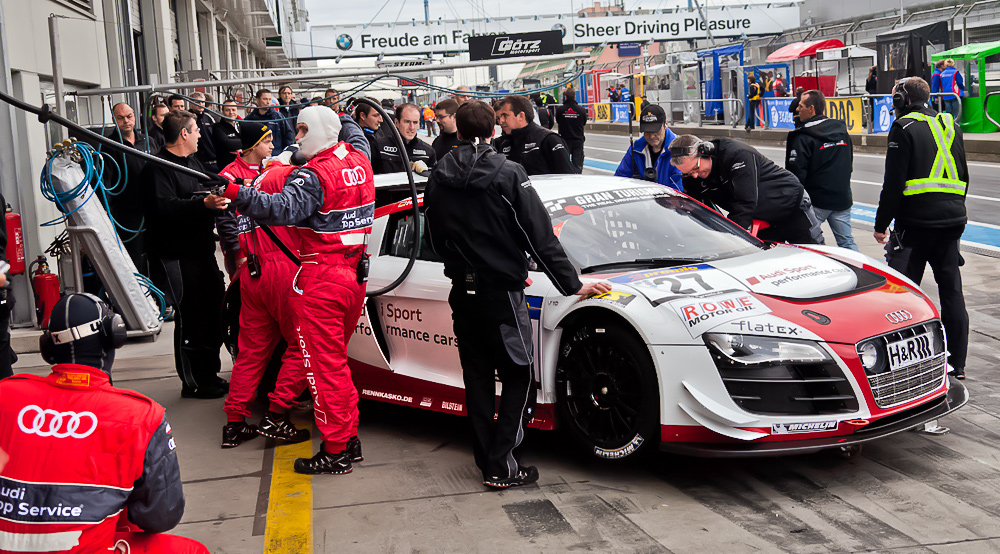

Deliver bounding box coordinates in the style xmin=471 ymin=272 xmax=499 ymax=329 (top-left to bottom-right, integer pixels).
xmin=296 ymin=106 xmax=342 ymax=159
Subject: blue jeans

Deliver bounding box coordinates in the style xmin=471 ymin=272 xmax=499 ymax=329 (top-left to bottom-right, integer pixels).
xmin=942 ymin=98 xmax=960 ymax=120
xmin=812 ymin=207 xmax=858 ymax=251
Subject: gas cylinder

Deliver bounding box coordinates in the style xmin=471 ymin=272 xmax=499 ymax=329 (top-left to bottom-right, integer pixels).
xmin=4 ymin=205 xmax=24 ymax=275
xmin=29 ymin=256 xmax=60 ymax=328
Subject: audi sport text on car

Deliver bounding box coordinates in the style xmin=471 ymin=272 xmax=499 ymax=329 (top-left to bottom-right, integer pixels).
xmin=347 ymin=175 xmax=967 ymax=459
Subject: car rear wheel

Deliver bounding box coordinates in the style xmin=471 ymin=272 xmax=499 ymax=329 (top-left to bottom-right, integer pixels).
xmin=556 ymin=323 xmax=659 ymax=460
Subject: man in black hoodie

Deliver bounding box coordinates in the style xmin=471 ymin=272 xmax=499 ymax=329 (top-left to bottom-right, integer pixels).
xmin=424 ymin=100 xmax=610 ymax=490
xmin=494 ymin=95 xmax=575 ymax=175
xmin=555 ymin=91 xmax=588 ymax=173
xmin=785 ymin=90 xmax=857 ymax=250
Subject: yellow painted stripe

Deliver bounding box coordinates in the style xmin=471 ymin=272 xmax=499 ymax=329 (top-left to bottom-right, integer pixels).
xmin=264 ymin=417 xmax=314 ymax=554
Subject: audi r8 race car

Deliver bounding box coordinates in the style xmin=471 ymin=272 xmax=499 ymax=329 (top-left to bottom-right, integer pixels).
xmin=349 ymin=174 xmax=968 ymax=460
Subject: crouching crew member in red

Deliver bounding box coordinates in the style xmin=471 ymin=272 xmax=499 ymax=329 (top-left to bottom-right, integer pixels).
xmin=424 ymin=101 xmax=610 ymax=489
xmin=218 ymin=124 xmax=314 ymax=448
xmin=220 ymin=106 xmax=374 ymax=475
xmin=0 ymin=294 xmax=208 ymax=553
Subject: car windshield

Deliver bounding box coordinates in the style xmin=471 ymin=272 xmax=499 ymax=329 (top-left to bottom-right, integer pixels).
xmin=546 ymin=185 xmax=764 ymax=273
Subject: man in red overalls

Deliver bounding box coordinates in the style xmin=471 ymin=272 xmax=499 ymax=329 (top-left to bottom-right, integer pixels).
xmin=221 ymin=106 xmax=374 ymax=475
xmin=0 ymin=294 xmax=207 ymax=553
xmin=219 ymin=123 xmax=317 ymax=448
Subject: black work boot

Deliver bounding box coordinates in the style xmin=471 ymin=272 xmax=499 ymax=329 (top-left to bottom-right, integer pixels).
xmin=258 ymin=412 xmax=310 ymax=443
xmin=483 ymin=466 xmax=539 ymax=490
xmin=222 ymin=420 xmax=260 ymax=449
xmin=293 ymin=446 xmax=352 ymax=475
xmin=347 ymin=435 xmax=363 ymax=463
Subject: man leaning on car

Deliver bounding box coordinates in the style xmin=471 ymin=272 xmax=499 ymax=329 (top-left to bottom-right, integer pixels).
xmin=669 ymin=134 xmax=824 ymax=245
xmin=424 ymin=100 xmax=610 ymax=490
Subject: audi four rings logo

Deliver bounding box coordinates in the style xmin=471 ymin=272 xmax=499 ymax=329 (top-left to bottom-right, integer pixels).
xmin=17 ymin=405 xmax=98 ymax=439
xmin=885 ymin=310 xmax=913 ymax=324
xmin=341 ymin=166 xmax=367 ymax=186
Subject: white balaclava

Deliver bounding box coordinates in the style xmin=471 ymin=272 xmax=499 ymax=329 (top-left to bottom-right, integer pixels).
xmin=297 ymin=106 xmax=342 ymax=159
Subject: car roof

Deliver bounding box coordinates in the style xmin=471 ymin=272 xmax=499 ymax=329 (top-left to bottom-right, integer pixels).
xmin=528 ymin=174 xmax=679 ymax=202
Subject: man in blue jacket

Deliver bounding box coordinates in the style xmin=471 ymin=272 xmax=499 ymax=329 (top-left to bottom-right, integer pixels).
xmin=939 ymin=59 xmax=965 ymax=120
xmin=244 ymin=89 xmax=295 ymax=152
xmin=614 ymin=104 xmax=682 ymax=191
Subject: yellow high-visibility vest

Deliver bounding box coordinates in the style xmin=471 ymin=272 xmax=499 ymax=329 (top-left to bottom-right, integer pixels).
xmin=900 ymin=111 xmax=967 ymax=196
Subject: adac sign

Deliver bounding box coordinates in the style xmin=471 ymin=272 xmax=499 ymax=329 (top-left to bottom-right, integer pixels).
xmin=827 ymin=97 xmax=864 ymax=135
xmin=469 ymin=31 xmax=563 ymax=61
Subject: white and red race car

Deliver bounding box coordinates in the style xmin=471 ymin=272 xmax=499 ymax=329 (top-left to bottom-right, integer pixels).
xmin=348 ymin=174 xmax=968 ymax=460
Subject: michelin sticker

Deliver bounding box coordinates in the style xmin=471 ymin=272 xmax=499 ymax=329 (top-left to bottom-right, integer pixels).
xmin=669 ymin=291 xmax=772 ymax=338
xmin=594 ymin=434 xmax=644 ymax=459
xmin=772 ymin=421 xmax=838 ymax=434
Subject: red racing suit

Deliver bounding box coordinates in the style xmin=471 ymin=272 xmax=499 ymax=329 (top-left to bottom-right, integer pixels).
xmin=220 ymin=157 xmax=307 ymax=421
xmin=0 ymin=364 xmax=193 ymax=553
xmin=224 ymin=142 xmax=375 ymax=453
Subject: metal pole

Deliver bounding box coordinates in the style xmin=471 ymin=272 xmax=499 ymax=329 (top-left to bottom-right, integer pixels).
xmin=48 ymin=14 xmax=65 ymax=140
xmin=72 ymin=52 xmax=590 ymax=96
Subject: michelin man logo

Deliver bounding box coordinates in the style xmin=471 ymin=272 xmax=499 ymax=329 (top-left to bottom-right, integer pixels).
xmin=337 ymin=34 xmax=353 ymax=51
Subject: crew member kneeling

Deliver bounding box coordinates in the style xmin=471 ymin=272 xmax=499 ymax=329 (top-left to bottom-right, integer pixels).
xmin=669 ymin=135 xmax=824 ymax=244
xmin=424 ymin=101 xmax=610 ymax=489
xmin=0 ymin=294 xmax=207 ymax=553
xmin=220 ymin=107 xmax=374 ymax=475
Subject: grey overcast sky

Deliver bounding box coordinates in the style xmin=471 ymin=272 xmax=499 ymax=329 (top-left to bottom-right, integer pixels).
xmin=304 ymin=0 xmax=700 ymax=27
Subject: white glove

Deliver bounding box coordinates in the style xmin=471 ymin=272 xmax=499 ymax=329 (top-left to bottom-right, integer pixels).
xmin=267 ymin=144 xmax=300 ymax=167
xmin=412 ymin=160 xmax=428 ymax=173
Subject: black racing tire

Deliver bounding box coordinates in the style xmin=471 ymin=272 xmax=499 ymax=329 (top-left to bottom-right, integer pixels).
xmin=555 ymin=322 xmax=660 ymax=461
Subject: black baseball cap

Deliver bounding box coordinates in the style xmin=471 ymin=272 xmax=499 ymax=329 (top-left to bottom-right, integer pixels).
xmin=639 ymin=104 xmax=666 ymax=132
xmin=240 ymin=123 xmax=272 ymax=151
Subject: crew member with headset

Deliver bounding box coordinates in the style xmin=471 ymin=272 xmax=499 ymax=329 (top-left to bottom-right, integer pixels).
xmin=555 ymin=90 xmax=588 ymax=173
xmin=874 ymin=77 xmax=969 ymax=380
xmin=373 ymin=103 xmax=436 ymax=174
xmin=0 ymin=293 xmax=208 ymax=553
xmin=669 ymin=134 xmax=824 ymax=244
xmin=614 ymin=104 xmax=682 ymax=190
xmin=424 ymin=100 xmax=610 ymax=489
xmin=493 ymin=95 xmax=576 ymax=175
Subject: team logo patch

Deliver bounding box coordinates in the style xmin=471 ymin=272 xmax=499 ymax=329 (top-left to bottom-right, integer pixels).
xmin=17 ymin=405 xmax=98 ymax=439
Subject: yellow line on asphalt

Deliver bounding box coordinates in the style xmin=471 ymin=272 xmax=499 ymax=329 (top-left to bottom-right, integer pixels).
xmin=264 ymin=421 xmax=314 ymax=554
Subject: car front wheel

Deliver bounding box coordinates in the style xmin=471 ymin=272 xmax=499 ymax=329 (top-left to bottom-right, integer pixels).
xmin=556 ymin=323 xmax=659 ymax=460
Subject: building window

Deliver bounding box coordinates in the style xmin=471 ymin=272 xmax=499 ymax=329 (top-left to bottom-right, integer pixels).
xmin=59 ymin=0 xmax=95 ymax=16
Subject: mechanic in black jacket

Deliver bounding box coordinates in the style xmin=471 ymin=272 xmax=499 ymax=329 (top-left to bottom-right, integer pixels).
xmin=212 ymin=99 xmax=243 ymax=170
xmin=431 ymin=98 xmax=461 ymax=160
xmin=555 ymin=91 xmax=588 ymax=173
xmin=874 ymin=77 xmax=969 ymax=379
xmin=424 ymin=100 xmax=609 ymax=489
xmin=140 ymin=110 xmax=233 ymax=399
xmin=785 ymin=90 xmax=858 ymax=251
xmin=354 ymin=101 xmax=384 ymax=171
xmin=374 ymin=103 xmax=437 ymax=173
xmin=188 ymin=92 xmax=218 ymax=172
xmin=105 ymin=102 xmax=156 ymax=273
xmin=670 ymin=135 xmax=823 ymax=244
xmin=494 ymin=95 xmax=576 ymax=175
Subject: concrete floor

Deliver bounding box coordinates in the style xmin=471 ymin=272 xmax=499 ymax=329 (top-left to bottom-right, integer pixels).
xmin=10 ymin=145 xmax=1000 ymax=553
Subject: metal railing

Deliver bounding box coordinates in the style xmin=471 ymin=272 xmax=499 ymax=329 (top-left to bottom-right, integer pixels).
xmin=581 ymin=98 xmax=745 ymax=128
xmin=929 ymin=92 xmax=964 ymax=122
xmin=985 ymin=91 xmax=1000 ymax=129
xmin=857 ymin=94 xmax=964 ymax=133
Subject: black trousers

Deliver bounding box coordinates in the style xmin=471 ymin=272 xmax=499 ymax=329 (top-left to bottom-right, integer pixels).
xmin=758 ymin=209 xmax=821 ymax=245
xmin=154 ymin=255 xmax=225 ymax=389
xmin=565 ymin=139 xmax=585 ymax=174
xmin=746 ymin=100 xmax=761 ymax=129
xmin=0 ymin=290 xmax=16 ymax=379
xmin=886 ymin=232 xmax=969 ymax=370
xmin=449 ymin=287 xmax=535 ymax=480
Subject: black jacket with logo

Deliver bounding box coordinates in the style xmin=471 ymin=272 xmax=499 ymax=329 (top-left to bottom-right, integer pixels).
xmin=374 ymin=132 xmax=436 ymax=174
xmin=683 ymin=138 xmax=805 ymax=229
xmin=874 ymin=106 xmax=968 ymax=235
xmin=103 ymin=128 xmax=155 ymax=229
xmin=555 ymin=101 xmax=588 ymax=143
xmin=432 ymin=131 xmax=461 ymax=160
xmin=493 ymin=123 xmax=575 ymax=175
xmin=424 ymin=142 xmax=581 ymax=295
xmin=192 ymin=110 xmax=217 ymax=171
xmin=785 ymin=115 xmax=853 ymax=211
xmin=212 ymin=119 xmax=242 ymax=171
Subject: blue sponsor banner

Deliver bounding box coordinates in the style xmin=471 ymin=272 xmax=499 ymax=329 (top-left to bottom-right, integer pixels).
xmin=873 ymin=96 xmax=896 ymax=133
xmin=766 ymin=98 xmax=795 ymax=129
xmin=611 ymin=102 xmax=631 ymax=123
xmin=618 ymin=42 xmax=641 ymax=57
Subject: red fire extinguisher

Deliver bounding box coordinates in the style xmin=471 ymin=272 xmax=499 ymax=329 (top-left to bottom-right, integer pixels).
xmin=5 ymin=204 xmax=25 ymax=275
xmin=29 ymin=256 xmax=61 ymax=328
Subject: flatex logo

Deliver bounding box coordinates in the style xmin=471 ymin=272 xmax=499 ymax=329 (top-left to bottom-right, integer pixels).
xmin=885 ymin=310 xmax=913 ymax=324
xmin=18 ymin=405 xmax=98 ymax=439
xmin=491 ymin=36 xmax=543 ymax=57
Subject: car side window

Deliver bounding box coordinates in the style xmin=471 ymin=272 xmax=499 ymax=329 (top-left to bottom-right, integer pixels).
xmin=381 ymin=210 xmax=442 ymax=262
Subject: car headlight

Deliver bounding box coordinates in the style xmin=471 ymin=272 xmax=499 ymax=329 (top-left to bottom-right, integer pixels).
xmin=858 ymin=341 xmax=881 ymax=372
xmin=705 ymin=333 xmax=832 ymax=366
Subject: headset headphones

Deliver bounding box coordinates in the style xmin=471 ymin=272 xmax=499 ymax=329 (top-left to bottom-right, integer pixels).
xmin=668 ymin=140 xmax=714 ymax=161
xmin=892 ymin=78 xmax=911 ymax=111
xmin=39 ymin=293 xmax=127 ymax=364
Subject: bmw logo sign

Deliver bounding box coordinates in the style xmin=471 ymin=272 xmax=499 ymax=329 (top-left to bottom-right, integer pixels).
xmin=552 ymin=24 xmax=566 ymax=37
xmin=336 ymin=34 xmax=353 ymax=51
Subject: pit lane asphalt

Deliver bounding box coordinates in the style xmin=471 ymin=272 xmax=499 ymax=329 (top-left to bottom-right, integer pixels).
xmin=10 ymin=153 xmax=1000 ymax=552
